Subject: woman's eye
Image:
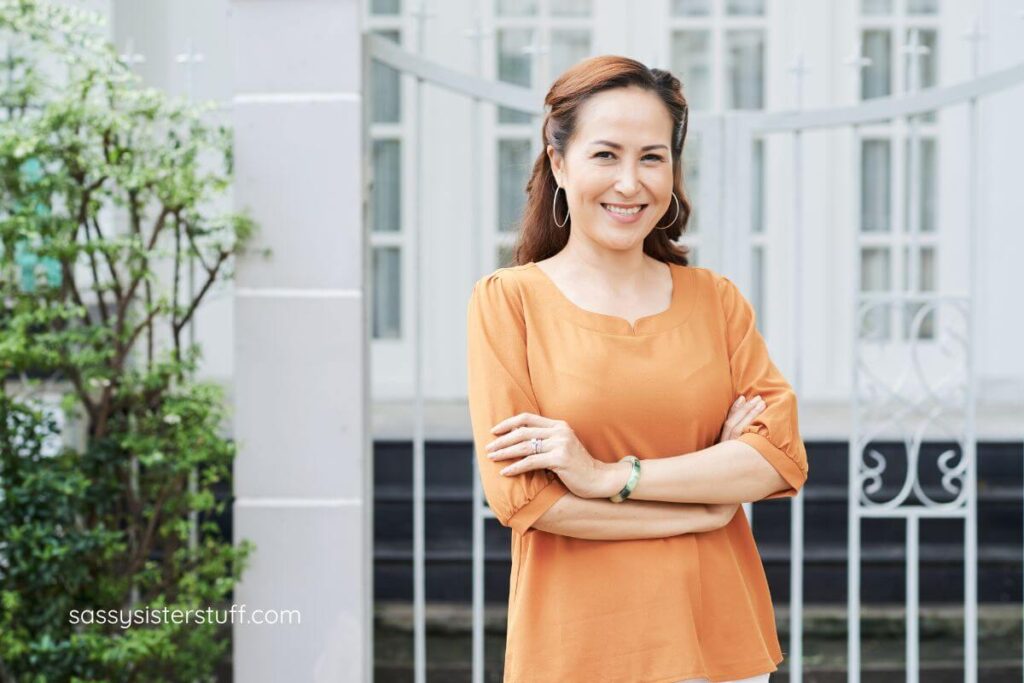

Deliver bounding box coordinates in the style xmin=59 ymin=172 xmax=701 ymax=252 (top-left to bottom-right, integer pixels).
xmin=594 ymin=151 xmax=664 ymax=162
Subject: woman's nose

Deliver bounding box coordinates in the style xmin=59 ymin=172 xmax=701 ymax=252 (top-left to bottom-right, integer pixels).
xmin=614 ymin=169 xmax=640 ymax=194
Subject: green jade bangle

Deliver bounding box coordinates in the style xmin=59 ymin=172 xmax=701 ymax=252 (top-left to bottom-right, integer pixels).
xmin=609 ymin=455 xmax=641 ymax=503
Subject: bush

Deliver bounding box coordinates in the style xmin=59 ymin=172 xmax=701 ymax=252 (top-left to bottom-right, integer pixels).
xmin=0 ymin=1 xmax=259 ymax=679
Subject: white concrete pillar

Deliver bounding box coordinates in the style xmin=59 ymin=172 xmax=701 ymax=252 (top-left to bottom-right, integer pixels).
xmin=230 ymin=1 xmax=368 ymax=681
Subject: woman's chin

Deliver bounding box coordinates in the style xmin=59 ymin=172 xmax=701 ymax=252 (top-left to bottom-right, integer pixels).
xmin=595 ymin=227 xmax=647 ymax=250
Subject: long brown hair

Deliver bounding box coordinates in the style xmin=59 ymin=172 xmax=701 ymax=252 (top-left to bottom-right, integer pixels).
xmin=513 ymin=55 xmax=692 ymax=267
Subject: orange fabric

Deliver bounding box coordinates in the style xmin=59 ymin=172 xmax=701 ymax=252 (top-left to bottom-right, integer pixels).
xmin=465 ymin=261 xmax=809 ymax=683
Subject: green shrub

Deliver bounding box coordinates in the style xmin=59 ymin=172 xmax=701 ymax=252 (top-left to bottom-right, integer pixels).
xmin=0 ymin=1 xmax=259 ymax=680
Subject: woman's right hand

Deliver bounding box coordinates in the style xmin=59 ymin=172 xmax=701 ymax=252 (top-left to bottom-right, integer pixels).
xmin=717 ymin=394 xmax=765 ymax=443
xmin=702 ymin=395 xmax=766 ymax=531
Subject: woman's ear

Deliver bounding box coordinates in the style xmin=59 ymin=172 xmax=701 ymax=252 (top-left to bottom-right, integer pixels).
xmin=547 ymin=145 xmax=564 ymax=187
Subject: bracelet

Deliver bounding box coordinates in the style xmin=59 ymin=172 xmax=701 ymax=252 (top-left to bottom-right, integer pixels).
xmin=609 ymin=455 xmax=641 ymax=503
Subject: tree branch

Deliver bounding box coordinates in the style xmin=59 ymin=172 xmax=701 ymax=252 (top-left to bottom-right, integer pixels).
xmin=173 ymin=248 xmax=230 ymax=339
xmin=81 ymin=217 xmax=110 ymax=325
xmin=88 ymin=214 xmax=124 ymax=299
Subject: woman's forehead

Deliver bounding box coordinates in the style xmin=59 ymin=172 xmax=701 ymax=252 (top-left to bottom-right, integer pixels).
xmin=575 ymin=91 xmax=673 ymax=143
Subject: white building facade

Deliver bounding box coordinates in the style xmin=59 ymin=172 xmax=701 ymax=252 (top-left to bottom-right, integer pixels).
xmin=67 ymin=0 xmax=1024 ymax=680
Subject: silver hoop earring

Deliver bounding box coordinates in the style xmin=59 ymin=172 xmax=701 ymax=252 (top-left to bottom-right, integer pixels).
xmin=654 ymin=192 xmax=681 ymax=230
xmin=552 ymin=186 xmax=570 ymax=228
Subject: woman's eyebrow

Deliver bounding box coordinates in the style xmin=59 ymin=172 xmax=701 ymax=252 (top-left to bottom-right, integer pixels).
xmin=589 ymin=140 xmax=669 ymax=151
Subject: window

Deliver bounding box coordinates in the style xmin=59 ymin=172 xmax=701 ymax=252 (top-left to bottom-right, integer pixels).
xmin=860 ymin=30 xmax=891 ymax=99
xmin=669 ymin=3 xmax=767 ymax=111
xmin=366 ymin=7 xmax=405 ymax=340
xmin=496 ymin=28 xmax=535 ymax=124
xmin=372 ymin=139 xmax=401 ymax=233
xmin=724 ymin=29 xmax=764 ymax=110
xmin=371 ymin=30 xmax=401 ymax=123
xmin=671 ymin=31 xmax=712 ymax=110
xmin=855 ymin=0 xmax=941 ymax=342
xmin=372 ymin=247 xmax=402 ymax=339
xmin=370 ymin=0 xmax=400 ymax=15
xmin=860 ymin=139 xmax=891 ymax=233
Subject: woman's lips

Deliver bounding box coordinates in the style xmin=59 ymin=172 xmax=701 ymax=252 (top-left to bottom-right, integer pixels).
xmin=601 ymin=203 xmax=647 ymax=224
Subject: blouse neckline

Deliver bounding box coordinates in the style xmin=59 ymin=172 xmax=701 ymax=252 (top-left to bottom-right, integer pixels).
xmin=521 ymin=260 xmax=696 ymax=336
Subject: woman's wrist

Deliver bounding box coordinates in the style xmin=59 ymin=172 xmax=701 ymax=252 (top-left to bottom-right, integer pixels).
xmin=596 ymin=459 xmax=634 ymax=499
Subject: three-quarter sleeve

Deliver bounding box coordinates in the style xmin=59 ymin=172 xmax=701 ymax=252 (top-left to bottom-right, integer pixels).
xmin=717 ymin=275 xmax=809 ymax=500
xmin=466 ymin=272 xmax=570 ymax=535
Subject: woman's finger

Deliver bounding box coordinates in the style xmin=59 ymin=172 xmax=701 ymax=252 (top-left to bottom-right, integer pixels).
xmin=490 ymin=412 xmax=559 ymax=435
xmin=484 ymin=425 xmax=551 ymax=454
xmin=736 ymin=396 xmax=765 ymax=424
xmin=724 ymin=396 xmax=766 ymax=440
xmin=722 ymin=396 xmax=756 ymax=434
xmin=719 ymin=397 xmax=746 ymax=432
xmin=499 ymin=454 xmax=550 ymax=477
xmin=488 ymin=436 xmax=551 ymax=461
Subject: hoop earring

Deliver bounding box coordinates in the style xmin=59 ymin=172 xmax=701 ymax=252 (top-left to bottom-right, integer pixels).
xmin=552 ymin=186 xmax=570 ymax=228
xmin=653 ymin=193 xmax=680 ymax=230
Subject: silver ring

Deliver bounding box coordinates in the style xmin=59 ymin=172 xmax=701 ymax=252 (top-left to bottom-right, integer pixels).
xmin=531 ymin=437 xmax=542 ymax=454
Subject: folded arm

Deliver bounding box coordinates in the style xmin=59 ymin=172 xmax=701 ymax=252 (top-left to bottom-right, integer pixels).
xmin=466 ymin=272 xmax=739 ymax=540
xmin=609 ymin=275 xmax=810 ymax=505
xmin=597 ymin=437 xmax=793 ymax=505
xmin=532 ymin=492 xmax=738 ymax=541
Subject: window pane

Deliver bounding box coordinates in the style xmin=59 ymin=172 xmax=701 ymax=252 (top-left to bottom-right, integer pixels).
xmin=861 ymin=248 xmax=891 ymax=291
xmin=550 ymin=30 xmax=590 ymax=78
xmin=752 ymin=138 xmax=764 ymax=234
xmin=671 ymin=0 xmax=711 ymax=16
xmin=682 ymin=131 xmax=701 ymax=233
xmin=907 ymin=0 xmax=938 ymax=14
xmin=903 ymin=29 xmax=937 ymax=89
xmin=861 ymin=30 xmax=892 ymax=100
xmin=671 ymin=31 xmax=712 ymax=110
xmin=861 ymin=0 xmax=892 ymax=14
xmin=904 ymin=137 xmax=937 ymax=233
xmin=371 ymin=30 xmax=401 ymax=124
xmin=902 ymin=246 xmax=936 ymax=291
xmin=372 ymin=247 xmax=401 ymax=339
xmin=497 ymin=29 xmax=534 ymax=124
xmin=860 ymin=247 xmax=891 ymax=339
xmin=371 ymin=0 xmax=400 ymax=15
xmin=921 ymin=245 xmax=936 ymax=291
xmin=726 ymin=0 xmax=765 ymax=15
xmin=497 ymin=0 xmax=537 ymax=16
xmin=752 ymin=245 xmax=765 ymax=333
xmin=905 ymin=28 xmax=938 ymax=121
xmin=372 ymin=139 xmax=401 ymax=233
xmin=725 ymin=30 xmax=765 ymax=110
xmin=903 ymin=246 xmax=936 ymax=339
xmin=551 ymin=0 xmax=591 ymax=16
xmin=499 ymin=139 xmax=532 ymax=232
xmin=861 ymin=139 xmax=890 ymax=233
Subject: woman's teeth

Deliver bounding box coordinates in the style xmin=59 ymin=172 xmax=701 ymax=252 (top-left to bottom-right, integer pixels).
xmin=603 ymin=204 xmax=643 ymax=215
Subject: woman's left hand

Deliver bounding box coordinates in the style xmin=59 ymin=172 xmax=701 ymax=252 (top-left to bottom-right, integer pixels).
xmin=484 ymin=412 xmax=618 ymax=499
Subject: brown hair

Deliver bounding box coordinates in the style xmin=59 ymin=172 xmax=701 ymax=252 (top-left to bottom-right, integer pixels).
xmin=513 ymin=55 xmax=692 ymax=267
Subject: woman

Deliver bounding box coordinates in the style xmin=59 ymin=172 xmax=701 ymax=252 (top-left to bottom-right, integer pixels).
xmin=466 ymin=55 xmax=808 ymax=683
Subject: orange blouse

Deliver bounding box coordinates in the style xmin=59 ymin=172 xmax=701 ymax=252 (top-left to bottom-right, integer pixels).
xmin=465 ymin=261 xmax=809 ymax=683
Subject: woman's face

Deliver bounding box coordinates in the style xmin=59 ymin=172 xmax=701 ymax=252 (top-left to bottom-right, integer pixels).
xmin=547 ymin=85 xmax=676 ymax=253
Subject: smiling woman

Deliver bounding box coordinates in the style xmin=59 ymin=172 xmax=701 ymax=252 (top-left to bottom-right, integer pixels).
xmin=466 ymin=54 xmax=808 ymax=683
